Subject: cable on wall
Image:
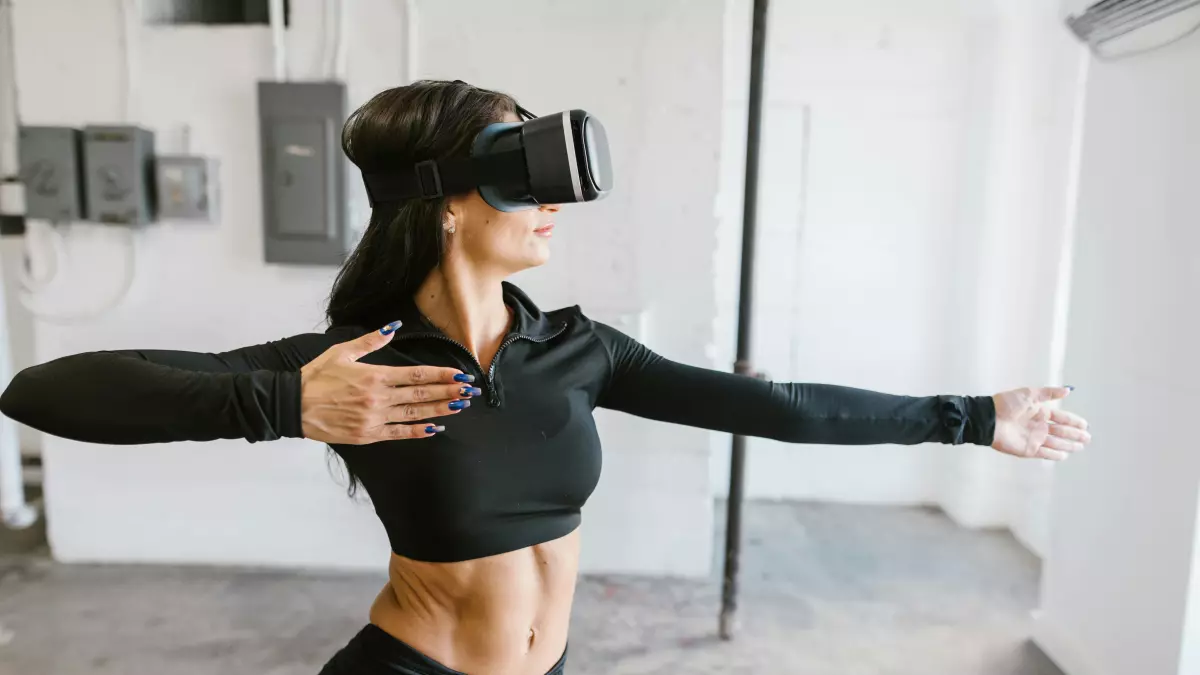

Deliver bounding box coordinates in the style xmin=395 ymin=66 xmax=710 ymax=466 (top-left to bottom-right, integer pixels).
xmin=15 ymin=220 xmax=63 ymax=293
xmin=16 ymin=0 xmax=144 ymax=323
xmin=17 ymin=226 xmax=138 ymax=325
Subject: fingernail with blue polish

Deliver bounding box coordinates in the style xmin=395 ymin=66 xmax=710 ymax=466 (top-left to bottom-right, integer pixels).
xmin=449 ymin=400 xmax=470 ymax=411
xmin=1066 ymin=385 xmax=1075 ymax=391
xmin=453 ymin=373 xmax=475 ymax=383
xmin=380 ymin=320 xmax=403 ymax=335
xmin=425 ymin=425 xmax=444 ymax=434
xmin=460 ymin=386 xmax=482 ymax=397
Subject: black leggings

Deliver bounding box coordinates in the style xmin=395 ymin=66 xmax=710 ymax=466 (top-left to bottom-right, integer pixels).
xmin=319 ymin=624 xmax=568 ymax=675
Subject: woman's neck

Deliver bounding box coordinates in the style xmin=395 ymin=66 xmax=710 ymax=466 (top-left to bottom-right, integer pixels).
xmin=414 ymin=263 xmax=511 ymax=364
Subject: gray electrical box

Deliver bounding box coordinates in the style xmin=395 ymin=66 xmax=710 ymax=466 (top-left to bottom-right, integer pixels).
xmin=155 ymin=155 xmax=219 ymax=221
xmin=83 ymin=125 xmax=156 ymax=225
xmin=18 ymin=126 xmax=85 ymax=221
xmin=258 ymin=81 xmax=351 ymax=265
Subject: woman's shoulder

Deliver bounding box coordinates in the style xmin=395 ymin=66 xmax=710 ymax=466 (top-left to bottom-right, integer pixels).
xmin=321 ymin=324 xmax=370 ymax=341
xmin=537 ymin=302 xmax=633 ymax=350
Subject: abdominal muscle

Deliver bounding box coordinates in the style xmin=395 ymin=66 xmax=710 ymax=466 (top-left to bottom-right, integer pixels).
xmin=368 ymin=527 xmax=581 ymax=675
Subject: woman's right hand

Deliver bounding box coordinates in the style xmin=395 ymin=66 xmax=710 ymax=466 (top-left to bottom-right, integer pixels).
xmin=299 ymin=322 xmax=479 ymax=444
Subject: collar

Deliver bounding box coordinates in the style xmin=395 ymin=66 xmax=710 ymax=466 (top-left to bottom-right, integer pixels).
xmin=391 ymin=281 xmax=565 ymax=341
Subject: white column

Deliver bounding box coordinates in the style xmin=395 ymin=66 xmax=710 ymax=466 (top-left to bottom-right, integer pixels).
xmin=1033 ymin=11 xmax=1200 ymax=675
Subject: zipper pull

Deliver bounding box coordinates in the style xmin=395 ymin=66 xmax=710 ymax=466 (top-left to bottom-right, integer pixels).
xmin=486 ymin=378 xmax=501 ymax=407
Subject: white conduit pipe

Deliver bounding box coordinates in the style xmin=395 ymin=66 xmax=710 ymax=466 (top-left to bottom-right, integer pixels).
xmin=0 ymin=0 xmax=37 ymax=529
xmin=0 ymin=252 xmax=35 ymax=530
xmin=333 ymin=0 xmax=347 ymax=79
xmin=269 ymin=0 xmax=287 ymax=81
xmin=404 ymin=0 xmax=418 ymax=82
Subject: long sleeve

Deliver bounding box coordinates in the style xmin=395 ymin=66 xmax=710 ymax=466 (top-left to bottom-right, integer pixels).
xmin=0 ymin=334 xmax=338 ymax=445
xmin=592 ymin=322 xmax=995 ymax=446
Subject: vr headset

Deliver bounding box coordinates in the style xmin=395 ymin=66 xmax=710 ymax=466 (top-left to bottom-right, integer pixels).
xmin=362 ymin=107 xmax=612 ymax=212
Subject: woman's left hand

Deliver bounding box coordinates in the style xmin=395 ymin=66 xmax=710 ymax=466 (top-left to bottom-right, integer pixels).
xmin=990 ymin=387 xmax=1092 ymax=461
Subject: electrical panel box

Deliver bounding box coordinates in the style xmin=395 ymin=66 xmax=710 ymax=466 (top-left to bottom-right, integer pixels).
xmin=155 ymin=155 xmax=219 ymax=221
xmin=18 ymin=126 xmax=85 ymax=221
xmin=258 ymin=81 xmax=350 ymax=265
xmin=83 ymin=125 xmax=156 ymax=225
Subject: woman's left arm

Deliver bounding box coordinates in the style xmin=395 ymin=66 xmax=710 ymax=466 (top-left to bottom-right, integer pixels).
xmin=592 ymin=322 xmax=1090 ymax=459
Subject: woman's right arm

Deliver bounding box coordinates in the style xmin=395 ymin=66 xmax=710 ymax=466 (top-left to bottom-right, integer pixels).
xmin=0 ymin=333 xmax=333 ymax=445
xmin=0 ymin=325 xmax=474 ymax=446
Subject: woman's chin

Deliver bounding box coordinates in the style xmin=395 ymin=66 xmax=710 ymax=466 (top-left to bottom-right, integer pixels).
xmin=526 ymin=242 xmax=552 ymax=267
xmin=499 ymin=250 xmax=550 ymax=275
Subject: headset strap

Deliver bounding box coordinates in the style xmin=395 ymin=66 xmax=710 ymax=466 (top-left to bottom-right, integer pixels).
xmin=361 ymin=149 xmax=526 ymax=206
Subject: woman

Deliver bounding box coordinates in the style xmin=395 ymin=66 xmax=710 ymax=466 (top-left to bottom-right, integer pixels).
xmin=0 ymin=80 xmax=1091 ymax=675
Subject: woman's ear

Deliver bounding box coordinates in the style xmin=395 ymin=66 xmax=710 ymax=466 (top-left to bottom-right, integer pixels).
xmin=443 ymin=200 xmax=461 ymax=235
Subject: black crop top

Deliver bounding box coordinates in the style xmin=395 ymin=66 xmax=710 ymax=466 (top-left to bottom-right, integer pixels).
xmin=0 ymin=283 xmax=996 ymax=563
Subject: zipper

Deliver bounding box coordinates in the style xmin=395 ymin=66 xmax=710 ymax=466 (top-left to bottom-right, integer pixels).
xmin=483 ymin=323 xmax=567 ymax=407
xmin=392 ymin=332 xmax=488 ymax=382
xmin=392 ymin=322 xmax=567 ymax=408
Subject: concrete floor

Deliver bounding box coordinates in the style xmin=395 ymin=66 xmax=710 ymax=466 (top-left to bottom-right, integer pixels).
xmin=0 ymin=501 xmax=1063 ymax=675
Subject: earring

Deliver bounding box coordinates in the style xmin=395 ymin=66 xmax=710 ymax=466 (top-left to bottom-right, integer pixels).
xmin=446 ymin=224 xmax=456 ymax=235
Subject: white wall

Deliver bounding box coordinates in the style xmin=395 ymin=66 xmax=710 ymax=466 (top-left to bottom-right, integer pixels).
xmin=713 ymin=0 xmax=974 ymax=506
xmin=7 ymin=0 xmax=725 ymax=576
xmin=1033 ymin=7 xmax=1200 ymax=675
xmin=712 ymin=0 xmax=1081 ymax=555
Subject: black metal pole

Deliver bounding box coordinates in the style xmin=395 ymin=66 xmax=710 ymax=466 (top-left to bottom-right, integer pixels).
xmin=719 ymin=0 xmax=769 ymax=642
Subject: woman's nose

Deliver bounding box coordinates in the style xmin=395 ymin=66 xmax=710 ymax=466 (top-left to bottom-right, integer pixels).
xmin=538 ymin=203 xmax=561 ymax=213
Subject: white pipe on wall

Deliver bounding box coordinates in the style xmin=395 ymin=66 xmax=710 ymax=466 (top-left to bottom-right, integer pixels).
xmin=118 ymin=0 xmax=140 ymax=121
xmin=0 ymin=256 xmax=35 ymax=530
xmin=333 ymin=0 xmax=348 ymax=79
xmin=0 ymin=0 xmax=37 ymax=529
xmin=269 ymin=0 xmax=287 ymax=81
xmin=404 ymin=0 xmax=418 ymax=82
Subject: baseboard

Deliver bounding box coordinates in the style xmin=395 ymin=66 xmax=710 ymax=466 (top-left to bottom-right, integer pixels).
xmin=1031 ymin=610 xmax=1107 ymax=675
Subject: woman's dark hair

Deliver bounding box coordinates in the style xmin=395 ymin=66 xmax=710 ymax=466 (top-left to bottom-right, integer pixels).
xmin=324 ymin=80 xmax=523 ymax=496
xmin=326 ymin=79 xmax=524 ymax=331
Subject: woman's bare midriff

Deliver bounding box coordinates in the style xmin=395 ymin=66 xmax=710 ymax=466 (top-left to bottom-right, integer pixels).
xmin=368 ymin=527 xmax=581 ymax=675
